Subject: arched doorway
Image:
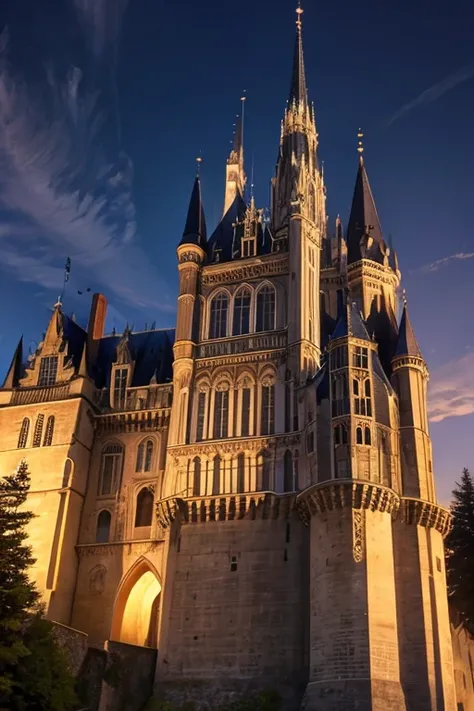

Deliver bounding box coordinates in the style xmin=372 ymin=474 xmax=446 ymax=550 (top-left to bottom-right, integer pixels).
xmin=111 ymin=558 xmax=161 ymax=648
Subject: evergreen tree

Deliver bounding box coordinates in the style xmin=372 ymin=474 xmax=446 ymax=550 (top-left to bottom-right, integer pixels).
xmin=446 ymin=467 xmax=474 ymax=634
xmin=0 ymin=460 xmax=39 ymax=696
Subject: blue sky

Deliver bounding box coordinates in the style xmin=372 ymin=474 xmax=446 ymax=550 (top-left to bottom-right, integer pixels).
xmin=0 ymin=0 xmax=472 ymax=503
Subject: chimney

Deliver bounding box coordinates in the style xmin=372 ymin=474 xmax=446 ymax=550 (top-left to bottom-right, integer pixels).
xmin=87 ymin=293 xmax=107 ymax=367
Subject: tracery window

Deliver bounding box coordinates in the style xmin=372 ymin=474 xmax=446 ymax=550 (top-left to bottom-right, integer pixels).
xmin=209 ymin=292 xmax=229 ymax=339
xmin=96 ymin=510 xmax=111 ymax=543
xmin=241 ymin=387 xmax=251 ymax=437
xmin=233 ymin=289 xmax=251 ymax=336
xmin=331 ymin=373 xmax=349 ymax=416
xmin=38 ymin=356 xmax=58 ymax=387
xmin=237 ymin=453 xmax=245 ymax=493
xmin=256 ymin=284 xmax=276 ymax=332
xmin=113 ymin=367 xmax=128 ymax=409
xmin=334 ymin=423 xmax=348 ymax=446
xmin=196 ymin=390 xmax=207 ymax=441
xmin=43 ymin=416 xmax=55 ymax=447
xmin=256 ymin=450 xmax=272 ymax=491
xmin=260 ymin=379 xmax=275 ymax=436
xmin=18 ymin=418 xmax=30 ymax=449
xmin=98 ymin=443 xmax=123 ymax=496
xmin=135 ymin=488 xmax=154 ymax=528
xmin=213 ymin=386 xmax=229 ymax=439
xmin=33 ymin=414 xmax=44 ymax=448
xmin=136 ymin=439 xmax=154 ymax=472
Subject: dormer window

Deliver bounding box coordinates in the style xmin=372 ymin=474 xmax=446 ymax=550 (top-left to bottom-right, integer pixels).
xmin=38 ymin=356 xmax=58 ymax=387
xmin=113 ymin=367 xmax=129 ymax=409
xmin=241 ymin=236 xmax=256 ymax=258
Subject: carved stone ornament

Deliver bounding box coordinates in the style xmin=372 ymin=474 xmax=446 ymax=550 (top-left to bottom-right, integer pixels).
xmin=261 ymin=374 xmax=276 ymax=388
xmin=197 ymin=380 xmax=211 ymax=393
xmin=215 ymin=379 xmax=231 ymax=392
xmin=179 ymin=251 xmax=200 ymax=264
xmin=201 ymin=255 xmax=288 ymax=286
xmin=89 ymin=564 xmax=107 ymax=595
xmin=352 ymin=510 xmax=365 ymax=563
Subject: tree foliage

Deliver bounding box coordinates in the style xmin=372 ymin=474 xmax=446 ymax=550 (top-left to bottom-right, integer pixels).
xmin=446 ymin=467 xmax=474 ymax=634
xmin=0 ymin=461 xmax=77 ymax=710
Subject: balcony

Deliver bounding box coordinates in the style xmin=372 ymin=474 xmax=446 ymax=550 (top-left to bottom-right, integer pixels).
xmin=197 ymin=330 xmax=287 ymax=360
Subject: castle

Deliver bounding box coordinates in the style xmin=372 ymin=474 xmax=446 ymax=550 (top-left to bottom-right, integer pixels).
xmin=1 ymin=6 xmax=473 ymax=711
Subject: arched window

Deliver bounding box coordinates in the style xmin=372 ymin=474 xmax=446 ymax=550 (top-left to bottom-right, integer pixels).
xmin=33 ymin=414 xmax=44 ymax=448
xmin=256 ymin=451 xmax=272 ymax=491
xmin=209 ymin=292 xmax=229 ymax=339
xmin=135 ymin=488 xmax=154 ymax=528
xmin=43 ymin=416 xmax=55 ymax=447
xmin=241 ymin=387 xmax=251 ymax=437
xmin=354 ymin=378 xmax=372 ymax=417
xmin=18 ymin=418 xmax=30 ymax=449
xmin=364 ymin=427 xmax=372 ymax=446
xmin=136 ymin=439 xmax=154 ymax=472
xmin=192 ymin=457 xmax=201 ymax=496
xmin=196 ymin=390 xmax=207 ymax=441
xmin=213 ymin=386 xmax=229 ymax=439
xmin=62 ymin=459 xmax=73 ymax=488
xmin=237 ymin=453 xmax=245 ymax=493
xmin=261 ymin=379 xmax=275 ymax=436
xmin=99 ymin=443 xmax=124 ymax=496
xmin=353 ymin=379 xmax=359 ymax=396
xmin=256 ymin=285 xmax=276 ymax=332
xmin=96 ymin=510 xmax=111 ymax=543
xmin=233 ymin=288 xmax=251 ymax=336
xmin=356 ymin=427 xmax=363 ymax=445
xmin=212 ymin=455 xmax=221 ymax=495
xmin=283 ymin=450 xmax=293 ymax=492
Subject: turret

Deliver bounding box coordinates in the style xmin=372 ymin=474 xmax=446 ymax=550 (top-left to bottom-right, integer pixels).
xmin=223 ymin=105 xmax=246 ymax=216
xmin=391 ymin=301 xmax=435 ymax=500
xmin=170 ymin=173 xmax=207 ymax=445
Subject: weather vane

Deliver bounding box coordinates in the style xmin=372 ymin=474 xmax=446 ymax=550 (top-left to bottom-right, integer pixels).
xmin=402 ymin=288 xmax=407 ymax=306
xmin=357 ymin=129 xmax=364 ymax=155
xmin=196 ymin=155 xmax=203 ymax=176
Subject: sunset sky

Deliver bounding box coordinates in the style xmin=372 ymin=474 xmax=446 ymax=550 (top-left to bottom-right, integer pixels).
xmin=0 ymin=0 xmax=472 ymax=503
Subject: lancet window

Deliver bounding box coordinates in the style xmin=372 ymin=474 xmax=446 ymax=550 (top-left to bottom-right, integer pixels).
xmin=233 ymin=288 xmax=251 ymax=336
xmin=96 ymin=510 xmax=111 ymax=543
xmin=43 ymin=416 xmax=55 ymax=447
xmin=209 ymin=292 xmax=229 ymax=339
xmin=99 ymin=443 xmax=123 ymax=496
xmin=135 ymin=488 xmax=154 ymax=528
xmin=236 ymin=453 xmax=245 ymax=493
xmin=331 ymin=373 xmax=349 ymax=416
xmin=18 ymin=418 xmax=30 ymax=449
xmin=260 ymin=378 xmax=275 ymax=436
xmin=256 ymin=284 xmax=276 ymax=332
xmin=136 ymin=439 xmax=154 ymax=472
xmin=33 ymin=414 xmax=44 ymax=448
xmin=113 ymin=367 xmax=128 ymax=409
xmin=256 ymin=450 xmax=272 ymax=491
xmin=192 ymin=457 xmax=201 ymax=496
xmin=213 ymin=386 xmax=230 ymax=439
xmin=38 ymin=356 xmax=58 ymax=387
xmin=354 ymin=378 xmax=372 ymax=417
xmin=212 ymin=455 xmax=221 ymax=495
xmin=196 ymin=390 xmax=207 ymax=441
xmin=334 ymin=423 xmax=348 ymax=446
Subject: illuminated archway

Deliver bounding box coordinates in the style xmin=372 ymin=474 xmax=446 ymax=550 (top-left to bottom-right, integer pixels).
xmin=110 ymin=558 xmax=161 ymax=648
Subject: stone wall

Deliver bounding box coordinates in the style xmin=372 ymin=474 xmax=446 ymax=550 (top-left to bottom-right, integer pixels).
xmin=99 ymin=641 xmax=157 ymax=711
xmin=452 ymin=622 xmax=474 ymax=711
xmin=156 ymin=509 xmax=309 ymax=709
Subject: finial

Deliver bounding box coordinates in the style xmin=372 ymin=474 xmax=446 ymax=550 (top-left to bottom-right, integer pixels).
xmin=296 ymin=1 xmax=303 ymax=30
xmin=196 ymin=155 xmax=203 ymax=176
xmin=402 ymin=288 xmax=407 ymax=306
xmin=357 ymin=128 xmax=364 ymax=161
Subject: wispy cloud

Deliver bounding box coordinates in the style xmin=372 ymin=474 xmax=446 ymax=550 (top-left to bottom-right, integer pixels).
xmin=429 ymin=352 xmax=474 ymax=423
xmin=387 ymin=62 xmax=474 ymax=127
xmin=418 ymin=252 xmax=474 ymax=274
xmin=0 ymin=6 xmax=173 ymax=314
xmin=73 ymin=0 xmax=129 ymax=58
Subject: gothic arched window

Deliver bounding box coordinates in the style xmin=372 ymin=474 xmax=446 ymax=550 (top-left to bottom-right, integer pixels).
xmin=283 ymin=450 xmax=293 ymax=492
xmin=233 ymin=288 xmax=252 ymax=336
xmin=193 ymin=457 xmax=201 ymax=496
xmin=256 ymin=284 xmax=276 ymax=332
xmin=241 ymin=386 xmax=251 ymax=437
xmin=261 ymin=379 xmax=275 ymax=436
xmin=213 ymin=386 xmax=229 ymax=439
xmin=136 ymin=439 xmax=154 ymax=472
xmin=33 ymin=414 xmax=44 ymax=448
xmin=135 ymin=488 xmax=154 ymax=528
xmin=196 ymin=389 xmax=208 ymax=441
xmin=99 ymin=443 xmax=123 ymax=496
xmin=212 ymin=455 xmax=221 ymax=495
xmin=364 ymin=426 xmax=372 ymax=446
xmin=43 ymin=416 xmax=55 ymax=447
xmin=237 ymin=453 xmax=245 ymax=493
xmin=356 ymin=427 xmax=363 ymax=445
xmin=209 ymin=291 xmax=229 ymax=339
xmin=96 ymin=510 xmax=111 ymax=543
xmin=18 ymin=418 xmax=30 ymax=449
xmin=256 ymin=450 xmax=272 ymax=491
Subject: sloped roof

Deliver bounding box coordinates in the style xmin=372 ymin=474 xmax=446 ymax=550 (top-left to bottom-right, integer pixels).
xmin=346 ymin=157 xmax=385 ymax=265
xmin=331 ymin=302 xmax=371 ymax=342
xmin=394 ymin=304 xmax=423 ymax=359
xmin=179 ymin=176 xmax=207 ymax=249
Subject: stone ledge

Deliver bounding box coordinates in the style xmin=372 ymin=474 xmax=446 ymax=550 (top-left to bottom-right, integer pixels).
xmin=296 ymin=480 xmax=400 ymax=523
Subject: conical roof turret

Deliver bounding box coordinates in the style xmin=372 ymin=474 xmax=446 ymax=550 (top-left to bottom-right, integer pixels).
xmin=394 ymin=303 xmax=423 ymax=359
xmin=179 ymin=175 xmax=207 ymax=249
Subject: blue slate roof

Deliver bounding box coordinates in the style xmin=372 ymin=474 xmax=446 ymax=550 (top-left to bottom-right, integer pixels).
xmin=394 ymin=305 xmax=422 ymax=359
xmin=179 ymin=176 xmax=207 ymax=249
xmin=208 ymin=192 xmax=247 ymax=263
xmin=94 ymin=329 xmax=175 ymax=388
xmin=346 ymin=157 xmax=385 ymax=266
xmin=331 ymin=302 xmax=371 ymax=342
xmin=63 ymin=316 xmax=87 ymax=371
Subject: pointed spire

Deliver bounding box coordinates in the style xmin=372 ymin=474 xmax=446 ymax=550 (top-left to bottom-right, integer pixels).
xmin=78 ymin=341 xmax=88 ymax=377
xmin=289 ymin=3 xmax=308 ymax=106
xmin=346 ymin=148 xmax=385 ymax=265
xmin=3 ymin=336 xmax=23 ymax=388
xmin=179 ymin=174 xmax=207 ymax=249
xmin=332 ymin=301 xmax=371 ymax=342
xmin=394 ymin=300 xmax=423 ymax=359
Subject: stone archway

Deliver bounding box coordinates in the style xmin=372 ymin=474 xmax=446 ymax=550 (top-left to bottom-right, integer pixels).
xmin=110 ymin=558 xmax=161 ymax=648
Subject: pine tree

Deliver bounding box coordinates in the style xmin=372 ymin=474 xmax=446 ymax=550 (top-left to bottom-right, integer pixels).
xmin=446 ymin=467 xmax=474 ymax=634
xmin=0 ymin=460 xmax=39 ymax=696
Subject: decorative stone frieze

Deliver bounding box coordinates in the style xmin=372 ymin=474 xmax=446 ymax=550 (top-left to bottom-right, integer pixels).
xmin=11 ymin=384 xmax=71 ymax=406
xmin=400 ymin=497 xmax=452 ymax=537
xmin=201 ymin=255 xmax=288 ymax=286
xmin=197 ymin=331 xmax=287 ymax=360
xmin=168 ymin=432 xmax=300 ymax=458
xmin=156 ymin=491 xmax=297 ymax=529
xmin=93 ymin=409 xmax=170 ymax=435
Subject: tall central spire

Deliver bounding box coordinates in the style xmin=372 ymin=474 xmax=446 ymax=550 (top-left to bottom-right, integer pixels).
xmin=289 ymin=4 xmax=308 ymax=106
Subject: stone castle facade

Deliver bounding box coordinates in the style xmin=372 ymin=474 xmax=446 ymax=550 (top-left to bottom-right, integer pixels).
xmin=1 ymin=7 xmax=473 ymax=711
